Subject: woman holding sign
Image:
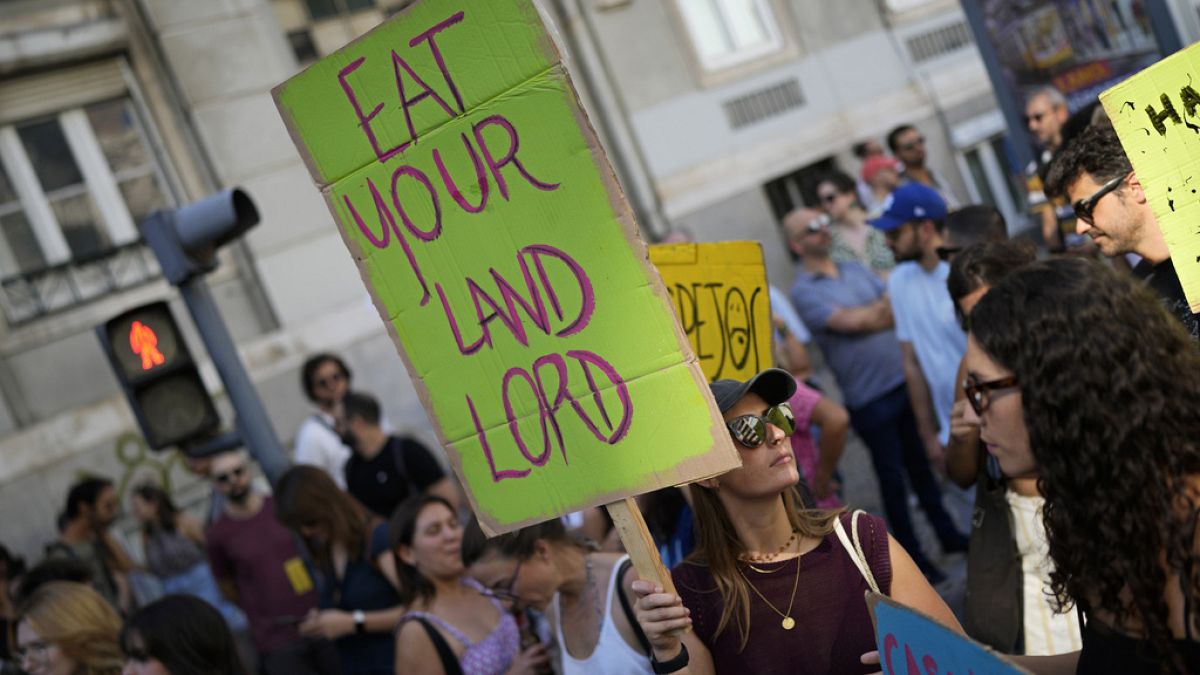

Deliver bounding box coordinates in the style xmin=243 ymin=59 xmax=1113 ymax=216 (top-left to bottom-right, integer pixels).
xmin=960 ymin=259 xmax=1200 ymax=674
xmin=632 ymin=368 xmax=960 ymax=674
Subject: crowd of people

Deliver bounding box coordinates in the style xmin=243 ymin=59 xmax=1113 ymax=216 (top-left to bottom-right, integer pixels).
xmin=0 ymin=84 xmax=1198 ymax=675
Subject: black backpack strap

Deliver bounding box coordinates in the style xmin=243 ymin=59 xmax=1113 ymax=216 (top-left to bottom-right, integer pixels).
xmin=615 ymin=558 xmax=653 ymax=655
xmin=413 ymin=617 xmax=464 ymax=675
xmin=390 ymin=437 xmax=421 ymax=498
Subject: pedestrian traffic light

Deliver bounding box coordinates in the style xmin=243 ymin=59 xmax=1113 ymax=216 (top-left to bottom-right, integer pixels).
xmin=140 ymin=189 xmax=259 ymax=284
xmin=97 ymin=301 xmax=220 ymax=450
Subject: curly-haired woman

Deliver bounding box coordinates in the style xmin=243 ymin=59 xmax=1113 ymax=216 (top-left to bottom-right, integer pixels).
xmin=963 ymin=258 xmax=1200 ymax=673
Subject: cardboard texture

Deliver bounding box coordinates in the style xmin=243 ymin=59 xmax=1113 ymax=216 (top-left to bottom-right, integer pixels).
xmin=1101 ymin=44 xmax=1200 ymax=312
xmin=272 ymin=0 xmax=739 ymax=534
xmin=868 ymin=593 xmax=1030 ymax=675
xmin=649 ymin=242 xmax=771 ymax=383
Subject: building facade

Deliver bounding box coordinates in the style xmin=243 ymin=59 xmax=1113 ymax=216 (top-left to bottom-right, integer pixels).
xmin=0 ymin=0 xmax=1197 ymax=560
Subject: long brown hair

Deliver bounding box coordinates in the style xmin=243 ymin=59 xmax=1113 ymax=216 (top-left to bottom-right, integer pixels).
xmin=390 ymin=494 xmax=458 ymax=608
xmin=687 ymin=484 xmax=840 ymax=649
xmin=274 ymin=465 xmax=369 ymax=572
xmin=133 ymin=483 xmax=178 ymax=536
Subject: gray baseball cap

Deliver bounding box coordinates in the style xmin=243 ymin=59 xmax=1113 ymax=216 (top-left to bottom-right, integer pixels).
xmin=709 ymin=368 xmax=797 ymax=413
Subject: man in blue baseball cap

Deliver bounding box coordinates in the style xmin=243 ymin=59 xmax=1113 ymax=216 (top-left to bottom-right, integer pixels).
xmin=869 ymin=183 xmax=966 ymax=487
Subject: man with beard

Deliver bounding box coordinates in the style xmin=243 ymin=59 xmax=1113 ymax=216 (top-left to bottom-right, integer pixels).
xmin=786 ymin=207 xmax=966 ymax=583
xmin=205 ymin=451 xmax=340 ymax=675
xmin=887 ymin=124 xmax=960 ymax=207
xmin=44 ymin=477 xmax=135 ymax=612
xmin=339 ymin=390 xmax=455 ymax=519
xmin=871 ymin=183 xmax=965 ymax=466
xmin=1023 ymin=86 xmax=1077 ymax=252
xmin=1044 ymin=124 xmax=1200 ymax=340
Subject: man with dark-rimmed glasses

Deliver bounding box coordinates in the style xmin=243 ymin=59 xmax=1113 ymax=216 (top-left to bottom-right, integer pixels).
xmin=1045 ymin=124 xmax=1199 ymax=340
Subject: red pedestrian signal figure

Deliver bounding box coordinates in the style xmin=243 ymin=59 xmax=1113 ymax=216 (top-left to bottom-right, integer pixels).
xmin=130 ymin=320 xmax=165 ymax=371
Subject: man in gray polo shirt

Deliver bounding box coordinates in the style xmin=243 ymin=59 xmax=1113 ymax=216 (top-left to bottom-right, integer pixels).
xmin=785 ymin=208 xmax=967 ymax=582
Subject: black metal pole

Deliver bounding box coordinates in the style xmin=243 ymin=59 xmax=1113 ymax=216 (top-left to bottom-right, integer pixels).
xmin=176 ymin=276 xmax=290 ymax=484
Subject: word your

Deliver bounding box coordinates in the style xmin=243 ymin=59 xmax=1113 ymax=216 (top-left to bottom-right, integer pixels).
xmin=667 ymin=283 xmax=763 ymax=379
xmin=343 ymin=113 xmax=559 ymax=309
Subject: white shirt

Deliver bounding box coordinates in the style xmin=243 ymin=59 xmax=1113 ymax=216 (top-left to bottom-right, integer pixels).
xmin=887 ymin=261 xmax=966 ymax=445
xmin=293 ymin=411 xmax=351 ymax=489
xmin=1006 ymin=492 xmax=1082 ymax=656
xmin=553 ymin=555 xmax=653 ymax=675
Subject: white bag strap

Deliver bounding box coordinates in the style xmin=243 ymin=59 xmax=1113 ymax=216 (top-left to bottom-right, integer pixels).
xmin=833 ymin=510 xmax=880 ymax=594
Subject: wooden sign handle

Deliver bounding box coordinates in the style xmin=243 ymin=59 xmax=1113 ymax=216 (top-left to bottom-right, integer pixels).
xmin=606 ymin=497 xmax=678 ymax=596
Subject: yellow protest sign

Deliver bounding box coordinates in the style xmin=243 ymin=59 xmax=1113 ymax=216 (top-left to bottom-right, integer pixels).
xmin=272 ymin=0 xmax=739 ymax=535
xmin=1102 ymin=44 xmax=1200 ymax=312
xmin=649 ymin=242 xmax=771 ymax=382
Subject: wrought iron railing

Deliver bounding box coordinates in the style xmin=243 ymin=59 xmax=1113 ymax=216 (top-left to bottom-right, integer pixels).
xmin=0 ymin=242 xmax=161 ymax=326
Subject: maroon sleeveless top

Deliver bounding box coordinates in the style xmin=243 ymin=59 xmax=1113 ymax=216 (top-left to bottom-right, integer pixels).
xmin=673 ymin=512 xmax=892 ymax=675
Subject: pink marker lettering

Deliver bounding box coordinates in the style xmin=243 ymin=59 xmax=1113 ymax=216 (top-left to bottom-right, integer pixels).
xmin=467 ymin=393 xmax=530 ymax=483
xmin=502 ymin=367 xmax=553 ymax=467
xmin=341 ymin=179 xmax=430 ymax=306
xmin=389 ymin=164 xmax=442 ymax=242
xmin=473 ymin=115 xmax=560 ymax=200
xmin=392 ymin=50 xmax=458 ymax=144
xmin=409 ymin=11 xmax=468 ymax=114
xmin=433 ymin=133 xmax=490 ymax=213
xmin=338 ymin=57 xmax=408 ymax=163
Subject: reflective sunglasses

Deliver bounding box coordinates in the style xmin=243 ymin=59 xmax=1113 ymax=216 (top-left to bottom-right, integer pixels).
xmin=1072 ymin=173 xmax=1128 ymax=224
xmin=213 ymin=465 xmax=247 ymax=485
xmin=805 ymin=213 xmax=831 ymax=233
xmin=726 ymin=403 xmax=796 ymax=448
xmin=962 ymin=375 xmax=1019 ymax=416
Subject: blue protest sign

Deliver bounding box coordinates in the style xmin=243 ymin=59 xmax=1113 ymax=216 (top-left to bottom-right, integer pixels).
xmin=869 ymin=593 xmax=1030 ymax=675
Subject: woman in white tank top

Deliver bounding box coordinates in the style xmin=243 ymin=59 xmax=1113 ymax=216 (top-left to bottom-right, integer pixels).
xmin=461 ymin=518 xmax=655 ymax=675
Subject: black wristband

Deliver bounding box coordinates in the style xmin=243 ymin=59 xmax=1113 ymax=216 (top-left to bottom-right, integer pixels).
xmin=650 ymin=643 xmax=689 ymax=674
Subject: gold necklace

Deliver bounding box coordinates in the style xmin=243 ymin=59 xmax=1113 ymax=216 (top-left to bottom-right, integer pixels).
xmin=739 ymin=555 xmax=801 ymax=630
xmin=738 ymin=529 xmax=799 ymax=563
xmin=743 ymin=559 xmax=789 ymax=574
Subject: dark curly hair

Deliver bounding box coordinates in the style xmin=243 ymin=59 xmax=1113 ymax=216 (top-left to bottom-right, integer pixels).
xmin=1043 ymin=124 xmax=1132 ymax=199
xmin=971 ymin=258 xmax=1200 ymax=672
xmin=886 ymin=124 xmax=917 ymax=153
xmin=300 ymin=353 xmax=351 ymax=402
xmin=946 ymin=240 xmax=1036 ymax=304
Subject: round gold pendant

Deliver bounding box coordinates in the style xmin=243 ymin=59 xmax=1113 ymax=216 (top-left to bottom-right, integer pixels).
xmin=781 ymin=616 xmax=796 ymax=630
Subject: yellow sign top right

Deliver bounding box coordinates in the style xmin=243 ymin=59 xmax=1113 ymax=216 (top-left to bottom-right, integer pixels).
xmin=1102 ymin=42 xmax=1200 ymax=313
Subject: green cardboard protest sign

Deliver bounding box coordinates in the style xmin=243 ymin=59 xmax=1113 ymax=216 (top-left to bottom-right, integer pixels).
xmin=273 ymin=0 xmax=739 ymax=534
